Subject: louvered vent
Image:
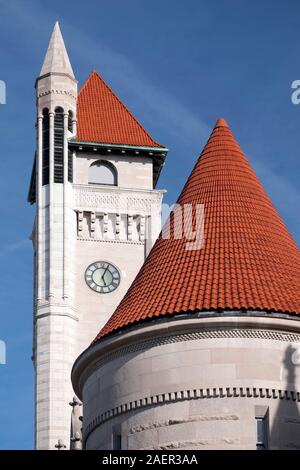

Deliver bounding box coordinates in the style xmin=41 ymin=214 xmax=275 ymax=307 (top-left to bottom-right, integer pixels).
xmin=42 ymin=108 xmax=49 ymax=185
xmin=54 ymin=107 xmax=64 ymax=183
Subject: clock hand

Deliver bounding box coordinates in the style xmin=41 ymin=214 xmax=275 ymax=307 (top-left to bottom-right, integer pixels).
xmin=101 ymin=267 xmax=109 ymax=286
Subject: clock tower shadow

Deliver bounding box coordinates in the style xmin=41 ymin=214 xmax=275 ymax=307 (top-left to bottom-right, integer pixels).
xmin=269 ymin=344 xmax=300 ymax=449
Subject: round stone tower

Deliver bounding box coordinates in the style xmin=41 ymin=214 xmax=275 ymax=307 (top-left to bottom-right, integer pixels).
xmin=72 ymin=119 xmax=300 ymax=450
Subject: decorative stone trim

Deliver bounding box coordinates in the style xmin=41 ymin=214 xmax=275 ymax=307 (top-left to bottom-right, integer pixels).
xmin=77 ymin=237 xmax=143 ymax=245
xmin=90 ymin=328 xmax=300 ymax=374
xmin=73 ymin=185 xmax=162 ymax=215
xmin=38 ymin=89 xmax=76 ymax=100
xmin=90 ymin=212 xmax=96 ymax=238
xmin=36 ymin=311 xmax=79 ymax=321
xmin=103 ymin=213 xmax=108 ymax=239
xmin=77 ymin=211 xmax=83 ymax=236
xmin=116 ymin=214 xmax=121 ymax=240
xmin=83 ymin=386 xmax=300 ymax=445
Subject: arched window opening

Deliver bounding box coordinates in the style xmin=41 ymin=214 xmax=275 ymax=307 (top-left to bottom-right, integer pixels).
xmin=68 ymin=110 xmax=73 ymax=133
xmin=55 ymin=106 xmax=64 ymax=113
xmin=42 ymin=108 xmax=49 ymax=185
xmin=88 ymin=161 xmax=117 ymax=186
xmin=54 ymin=107 xmax=64 ymax=183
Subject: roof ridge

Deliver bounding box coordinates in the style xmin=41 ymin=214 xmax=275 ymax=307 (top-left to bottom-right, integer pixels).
xmin=77 ymin=70 xmax=95 ymax=94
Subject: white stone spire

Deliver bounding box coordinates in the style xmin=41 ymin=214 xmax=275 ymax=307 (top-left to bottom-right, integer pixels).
xmin=40 ymin=21 xmax=74 ymax=78
xmin=34 ymin=21 xmax=78 ymax=450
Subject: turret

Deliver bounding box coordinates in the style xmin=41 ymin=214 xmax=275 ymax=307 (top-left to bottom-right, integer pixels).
xmin=31 ymin=22 xmax=78 ymax=450
xmin=72 ymin=119 xmax=300 ymax=450
xmin=29 ymin=22 xmax=167 ymax=450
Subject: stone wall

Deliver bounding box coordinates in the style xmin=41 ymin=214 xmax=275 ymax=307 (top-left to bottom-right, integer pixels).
xmin=72 ymin=315 xmax=300 ymax=450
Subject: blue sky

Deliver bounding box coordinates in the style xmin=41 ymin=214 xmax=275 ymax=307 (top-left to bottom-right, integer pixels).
xmin=0 ymin=0 xmax=299 ymax=449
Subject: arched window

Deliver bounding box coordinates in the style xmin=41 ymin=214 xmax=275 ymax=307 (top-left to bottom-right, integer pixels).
xmin=88 ymin=161 xmax=117 ymax=186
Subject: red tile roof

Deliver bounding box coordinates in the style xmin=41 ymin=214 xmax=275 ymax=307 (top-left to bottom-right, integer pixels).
xmin=76 ymin=70 xmax=163 ymax=147
xmin=94 ymin=118 xmax=300 ymax=342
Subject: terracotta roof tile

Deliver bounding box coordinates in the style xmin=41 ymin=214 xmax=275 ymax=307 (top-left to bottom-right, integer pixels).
xmin=94 ymin=118 xmax=300 ymax=342
xmin=76 ymin=70 xmax=163 ymax=148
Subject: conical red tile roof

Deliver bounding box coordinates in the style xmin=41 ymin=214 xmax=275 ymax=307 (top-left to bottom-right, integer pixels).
xmin=76 ymin=70 xmax=163 ymax=147
xmin=94 ymin=118 xmax=300 ymax=342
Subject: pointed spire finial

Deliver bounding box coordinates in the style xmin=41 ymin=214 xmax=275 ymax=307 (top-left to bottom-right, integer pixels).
xmin=40 ymin=22 xmax=75 ymax=78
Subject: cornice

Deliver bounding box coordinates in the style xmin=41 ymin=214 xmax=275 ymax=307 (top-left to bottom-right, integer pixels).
xmin=72 ymin=314 xmax=300 ymax=399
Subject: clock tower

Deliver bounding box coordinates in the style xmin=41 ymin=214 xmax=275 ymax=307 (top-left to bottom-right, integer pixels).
xmin=28 ymin=22 xmax=167 ymax=450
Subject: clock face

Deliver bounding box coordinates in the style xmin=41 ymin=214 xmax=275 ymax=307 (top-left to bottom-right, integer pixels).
xmin=85 ymin=262 xmax=120 ymax=294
